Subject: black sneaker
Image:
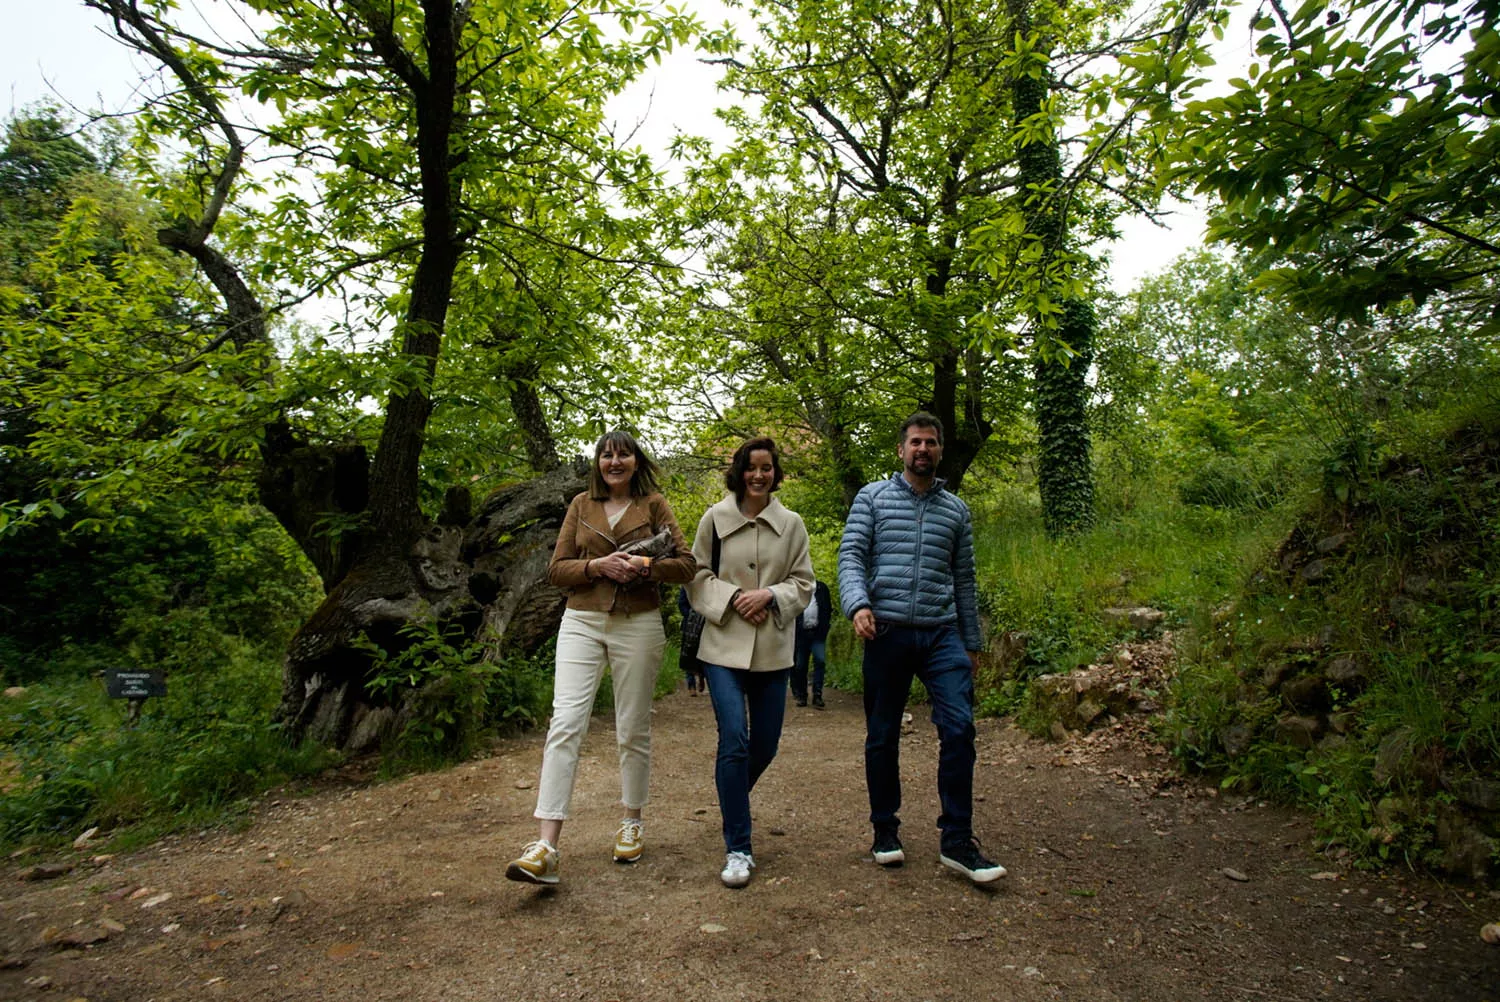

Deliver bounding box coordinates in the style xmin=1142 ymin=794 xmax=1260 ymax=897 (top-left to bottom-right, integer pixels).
xmin=811 ymin=694 xmax=825 ymax=709
xmin=794 ymin=696 xmax=808 ymax=707
xmin=939 ymin=838 xmax=1007 ymax=883
xmin=871 ymin=828 xmax=905 ymax=867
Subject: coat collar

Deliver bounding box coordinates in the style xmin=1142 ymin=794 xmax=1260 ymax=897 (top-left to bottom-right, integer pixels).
xmin=888 ymin=471 xmax=948 ymax=499
xmin=611 ymin=496 xmax=655 ymax=539
xmin=710 ymin=494 xmax=794 ymax=536
xmin=581 ymin=494 xmax=654 ymax=543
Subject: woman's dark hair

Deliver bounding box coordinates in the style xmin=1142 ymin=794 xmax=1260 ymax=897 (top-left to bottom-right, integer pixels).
xmin=588 ymin=430 xmax=662 ymax=499
xmin=724 ymin=437 xmax=785 ymax=501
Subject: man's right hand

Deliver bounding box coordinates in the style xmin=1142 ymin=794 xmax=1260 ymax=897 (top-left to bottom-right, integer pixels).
xmin=852 ymin=608 xmax=876 ymax=640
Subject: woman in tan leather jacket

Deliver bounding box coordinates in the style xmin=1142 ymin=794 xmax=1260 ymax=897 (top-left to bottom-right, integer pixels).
xmin=505 ymin=430 xmax=695 ymax=886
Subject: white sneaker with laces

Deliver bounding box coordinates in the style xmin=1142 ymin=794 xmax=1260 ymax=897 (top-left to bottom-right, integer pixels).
xmin=720 ymin=850 xmax=754 ymax=888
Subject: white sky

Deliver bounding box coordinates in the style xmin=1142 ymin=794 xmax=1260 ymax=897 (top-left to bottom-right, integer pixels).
xmin=1 ymin=0 xmax=1231 ymax=293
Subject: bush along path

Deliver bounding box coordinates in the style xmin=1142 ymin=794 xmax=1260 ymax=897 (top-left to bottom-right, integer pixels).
xmin=2 ymin=687 xmax=1497 ymax=1002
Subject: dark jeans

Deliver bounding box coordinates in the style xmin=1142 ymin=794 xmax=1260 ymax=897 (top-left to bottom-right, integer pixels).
xmin=790 ymin=637 xmax=826 ymax=700
xmin=862 ymin=624 xmax=975 ymax=851
xmin=705 ymin=664 xmax=790 ymax=854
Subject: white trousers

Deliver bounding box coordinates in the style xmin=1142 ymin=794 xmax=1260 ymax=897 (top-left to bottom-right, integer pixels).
xmin=534 ymin=607 xmax=665 ymax=820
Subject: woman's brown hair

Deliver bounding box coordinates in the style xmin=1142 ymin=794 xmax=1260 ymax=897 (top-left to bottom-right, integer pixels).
xmin=588 ymin=430 xmax=662 ymax=499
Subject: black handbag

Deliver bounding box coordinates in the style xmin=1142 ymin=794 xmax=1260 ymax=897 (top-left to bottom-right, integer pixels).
xmin=681 ymin=608 xmax=706 ymax=649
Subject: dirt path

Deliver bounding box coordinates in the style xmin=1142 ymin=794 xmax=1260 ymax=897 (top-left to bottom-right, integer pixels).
xmin=2 ymin=688 xmax=1497 ymax=1001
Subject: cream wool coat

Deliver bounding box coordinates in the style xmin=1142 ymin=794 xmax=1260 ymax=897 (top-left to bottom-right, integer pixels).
xmin=688 ymin=495 xmax=815 ymax=671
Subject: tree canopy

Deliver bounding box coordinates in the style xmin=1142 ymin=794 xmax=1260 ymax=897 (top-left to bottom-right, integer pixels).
xmin=1170 ymin=0 xmax=1500 ymax=323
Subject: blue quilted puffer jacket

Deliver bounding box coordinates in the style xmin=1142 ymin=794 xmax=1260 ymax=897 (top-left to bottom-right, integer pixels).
xmin=837 ymin=473 xmax=983 ymax=651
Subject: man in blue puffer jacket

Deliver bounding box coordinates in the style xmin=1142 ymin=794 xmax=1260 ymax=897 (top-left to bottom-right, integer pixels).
xmin=838 ymin=411 xmax=1006 ymax=884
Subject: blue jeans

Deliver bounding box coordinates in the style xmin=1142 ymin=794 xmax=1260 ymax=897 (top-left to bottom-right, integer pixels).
xmin=862 ymin=624 xmax=975 ymax=851
xmin=705 ymin=664 xmax=790 ymax=854
xmin=791 ymin=637 xmax=826 ymax=700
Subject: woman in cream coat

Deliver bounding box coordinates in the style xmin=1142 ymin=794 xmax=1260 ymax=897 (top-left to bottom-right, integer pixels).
xmin=688 ymin=437 xmax=815 ymax=887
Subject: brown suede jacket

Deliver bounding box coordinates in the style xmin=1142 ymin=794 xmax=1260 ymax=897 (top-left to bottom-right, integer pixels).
xmin=547 ymin=492 xmax=696 ymax=613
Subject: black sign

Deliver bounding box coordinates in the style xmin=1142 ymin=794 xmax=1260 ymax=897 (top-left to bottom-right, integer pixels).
xmin=104 ymin=669 xmax=167 ymax=699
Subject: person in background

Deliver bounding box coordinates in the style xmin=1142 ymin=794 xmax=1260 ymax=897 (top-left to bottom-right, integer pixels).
xmin=791 ymin=578 xmax=832 ymax=708
xmin=837 ymin=411 xmax=1006 ymax=885
xmin=677 ymin=585 xmax=708 ymax=695
xmin=688 ymin=437 xmax=814 ymax=888
xmin=505 ymin=430 xmax=695 ymax=886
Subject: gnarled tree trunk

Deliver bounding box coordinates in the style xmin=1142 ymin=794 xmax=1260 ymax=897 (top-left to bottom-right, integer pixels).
xmin=274 ymin=461 xmax=587 ymax=751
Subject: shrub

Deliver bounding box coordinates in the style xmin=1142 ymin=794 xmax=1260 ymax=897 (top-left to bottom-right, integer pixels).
xmin=1177 ymin=454 xmax=1283 ymax=510
xmin=360 ymin=618 xmax=555 ymax=771
xmin=0 ymin=659 xmax=332 ymax=847
xmin=1164 ymin=413 xmax=1500 ymax=871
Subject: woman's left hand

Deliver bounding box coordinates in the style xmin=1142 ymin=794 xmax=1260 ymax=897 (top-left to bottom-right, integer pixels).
xmin=732 ymin=588 xmax=774 ymax=625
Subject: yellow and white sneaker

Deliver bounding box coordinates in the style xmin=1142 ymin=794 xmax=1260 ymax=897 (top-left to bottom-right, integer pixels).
xmin=505 ymin=839 xmax=559 ymax=885
xmin=613 ymin=818 xmax=644 ymax=863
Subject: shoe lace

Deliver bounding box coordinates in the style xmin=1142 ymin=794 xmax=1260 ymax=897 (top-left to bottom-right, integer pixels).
xmin=725 ymin=851 xmax=752 ymax=871
xmin=521 ymin=839 xmax=553 ymax=861
xmin=618 ymin=819 xmax=642 ymax=843
xmin=954 ymin=837 xmax=991 ymax=864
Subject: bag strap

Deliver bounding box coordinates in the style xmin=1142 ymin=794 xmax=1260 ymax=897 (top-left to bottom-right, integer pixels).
xmin=711 ymin=524 xmax=721 ymax=576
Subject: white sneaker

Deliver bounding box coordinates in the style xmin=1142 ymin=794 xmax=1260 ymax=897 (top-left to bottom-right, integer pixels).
xmin=720 ymin=850 xmax=754 ymax=888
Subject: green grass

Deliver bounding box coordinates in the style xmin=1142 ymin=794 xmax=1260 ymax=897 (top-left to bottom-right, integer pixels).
xmin=0 ymin=662 xmax=334 ymax=853
xmin=966 ymin=478 xmax=1293 ymax=719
